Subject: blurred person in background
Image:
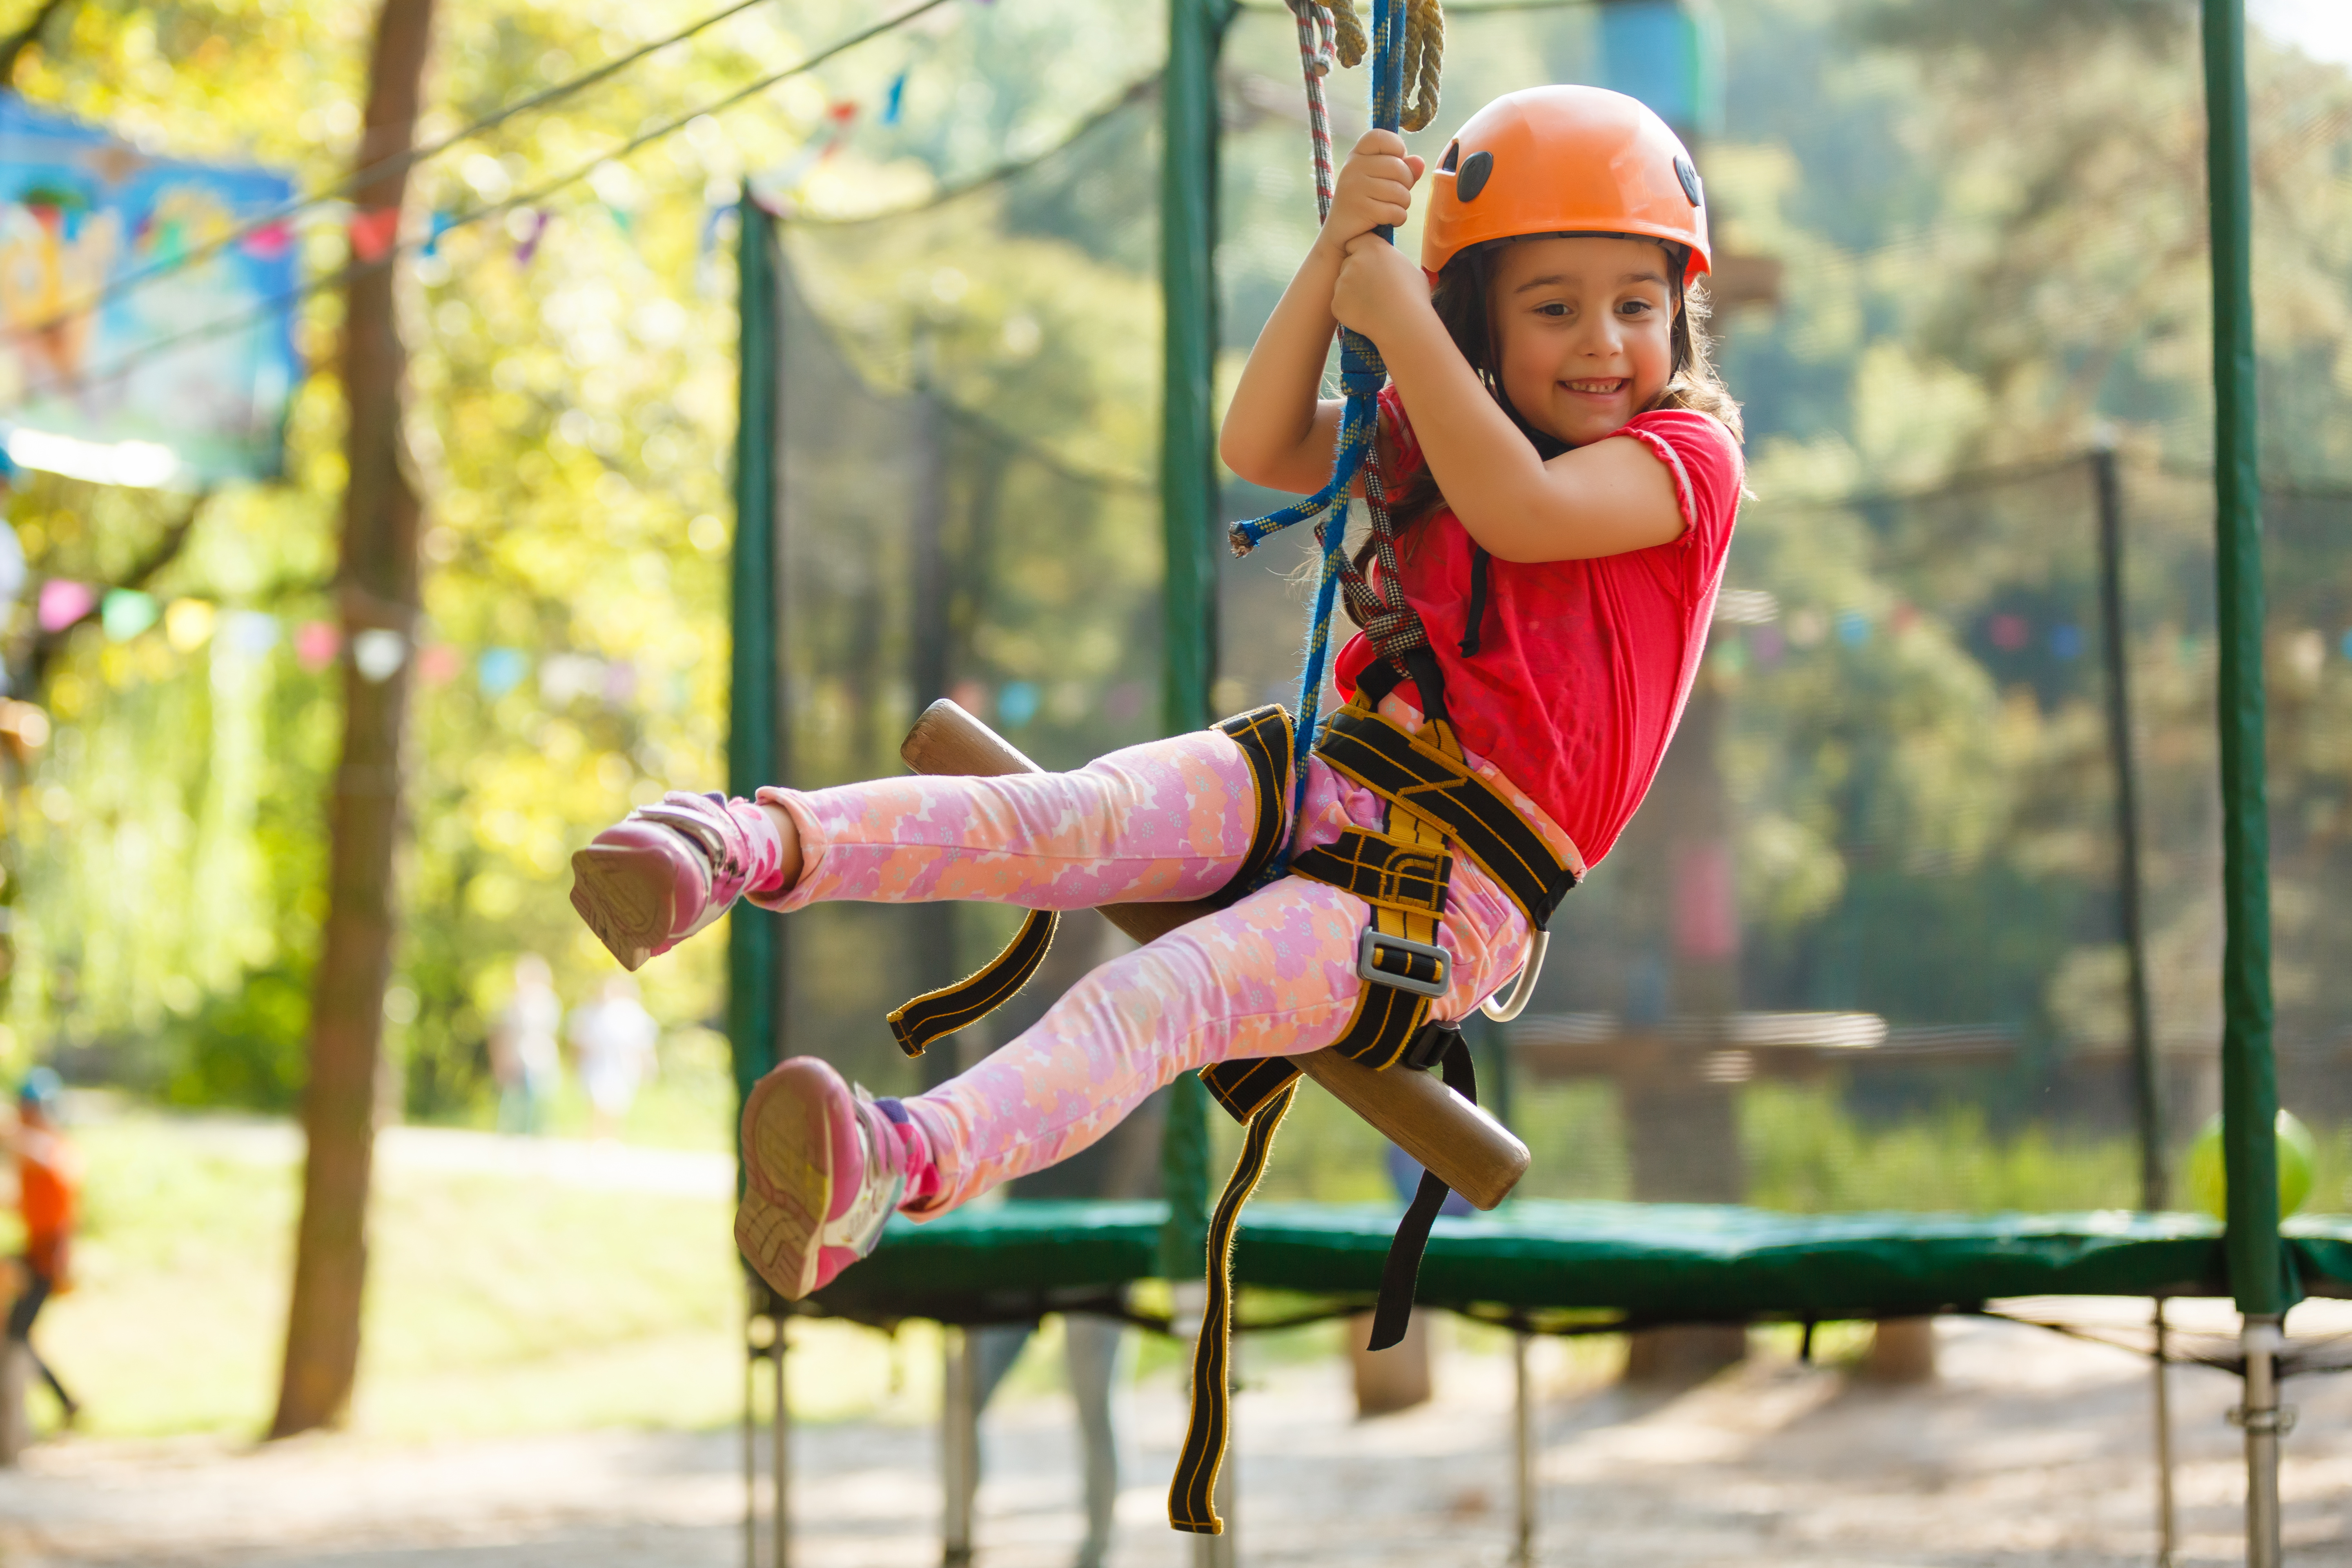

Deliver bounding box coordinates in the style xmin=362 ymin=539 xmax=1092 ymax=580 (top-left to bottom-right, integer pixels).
xmin=567 ymin=976 xmax=659 ymax=1143
xmin=489 ymin=954 xmax=562 ymax=1136
xmin=8 ymin=1067 xmax=80 ymax=1427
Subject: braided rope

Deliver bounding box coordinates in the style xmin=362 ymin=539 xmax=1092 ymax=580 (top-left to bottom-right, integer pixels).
xmin=1330 ymin=0 xmax=1368 ymax=69
xmin=1285 ymin=0 xmax=1338 ymax=219
xmin=1401 ymin=0 xmax=1443 ymax=132
xmin=1229 ymin=0 xmax=1430 ymax=861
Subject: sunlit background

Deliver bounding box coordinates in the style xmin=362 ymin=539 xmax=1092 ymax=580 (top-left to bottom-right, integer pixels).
xmin=0 ymin=0 xmax=2348 ymax=1559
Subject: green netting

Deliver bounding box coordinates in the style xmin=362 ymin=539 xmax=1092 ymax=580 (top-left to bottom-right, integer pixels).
xmin=757 ymin=85 xmax=1166 ymax=1099
xmin=748 ymin=3 xmax=2352 ymax=1298
xmin=1202 ymin=8 xmax=2352 ymax=1231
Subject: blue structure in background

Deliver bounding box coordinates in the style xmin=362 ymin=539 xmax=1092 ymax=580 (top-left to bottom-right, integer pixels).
xmin=0 ymin=91 xmax=300 ymax=486
xmin=1595 ymin=0 xmax=1723 ymax=140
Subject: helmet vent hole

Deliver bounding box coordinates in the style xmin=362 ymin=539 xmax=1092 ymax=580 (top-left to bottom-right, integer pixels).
xmin=1675 ymin=154 xmax=1703 ymax=208
xmin=1439 ymin=140 xmax=1460 ymax=173
xmin=1456 ymin=149 xmax=1493 ymax=203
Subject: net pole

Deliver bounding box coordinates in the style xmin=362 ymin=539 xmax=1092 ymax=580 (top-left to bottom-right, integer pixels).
xmin=2200 ymin=4 xmax=2286 ymax=1561
xmin=729 ymin=197 xmax=786 ymax=1136
xmin=2091 ymin=441 xmax=2164 ymax=1213
xmin=1156 ymin=0 xmax=1234 ymax=1294
xmin=1160 ymin=0 xmax=1230 ymax=743
xmin=908 ymin=368 xmax=960 ymax=1091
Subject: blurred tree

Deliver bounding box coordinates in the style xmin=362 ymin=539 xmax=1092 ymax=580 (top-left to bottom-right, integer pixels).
xmin=270 ymin=0 xmax=438 ymax=1441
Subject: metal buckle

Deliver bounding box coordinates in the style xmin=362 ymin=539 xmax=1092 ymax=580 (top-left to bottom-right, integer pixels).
xmin=1356 ymin=927 xmax=1450 ymax=998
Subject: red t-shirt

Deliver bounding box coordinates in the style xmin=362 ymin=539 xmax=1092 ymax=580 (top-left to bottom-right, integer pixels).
xmin=1334 ymin=390 xmax=1743 ymax=866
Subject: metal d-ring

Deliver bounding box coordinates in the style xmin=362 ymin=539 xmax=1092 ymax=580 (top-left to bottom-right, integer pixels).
xmin=1479 ymin=929 xmax=1549 ymax=1022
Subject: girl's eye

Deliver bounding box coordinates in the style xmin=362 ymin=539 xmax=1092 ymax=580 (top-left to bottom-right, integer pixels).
xmin=1619 ymin=299 xmax=1654 ymax=317
xmin=1535 ymin=302 xmax=1570 ymax=318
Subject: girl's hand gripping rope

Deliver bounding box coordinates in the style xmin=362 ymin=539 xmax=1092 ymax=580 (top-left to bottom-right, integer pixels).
xmin=1332 ymin=228 xmax=1435 ymax=347
xmin=1317 ymin=129 xmax=1422 ymax=259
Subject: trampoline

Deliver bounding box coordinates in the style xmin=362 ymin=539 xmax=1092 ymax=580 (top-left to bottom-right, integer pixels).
xmin=716 ymin=0 xmax=2320 ymax=1564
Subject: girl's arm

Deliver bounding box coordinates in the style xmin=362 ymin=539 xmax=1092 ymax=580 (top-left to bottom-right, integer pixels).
xmin=1332 ymin=238 xmax=1684 ymax=564
xmin=1220 ymin=131 xmax=1424 ymax=495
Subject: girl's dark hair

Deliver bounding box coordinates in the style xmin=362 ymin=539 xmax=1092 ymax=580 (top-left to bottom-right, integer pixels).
xmin=1377 ymin=236 xmax=1742 ymax=553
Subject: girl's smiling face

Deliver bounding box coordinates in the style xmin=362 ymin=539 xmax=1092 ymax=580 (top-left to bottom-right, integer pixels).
xmin=1486 ymin=235 xmax=1678 ymax=449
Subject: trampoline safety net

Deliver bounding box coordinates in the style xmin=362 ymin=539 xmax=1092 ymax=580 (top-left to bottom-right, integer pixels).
xmin=752 ymin=82 xmax=1167 ymax=1109
xmin=742 ymin=1 xmax=2352 ymax=1227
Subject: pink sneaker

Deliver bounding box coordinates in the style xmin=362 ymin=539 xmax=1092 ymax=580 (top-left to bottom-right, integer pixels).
xmin=569 ymin=792 xmax=785 ymax=971
xmin=735 ymin=1057 xmax=910 ymax=1300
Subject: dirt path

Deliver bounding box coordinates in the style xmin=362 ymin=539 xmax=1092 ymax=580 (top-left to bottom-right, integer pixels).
xmin=2 ymin=1305 xmax=2348 ymax=1566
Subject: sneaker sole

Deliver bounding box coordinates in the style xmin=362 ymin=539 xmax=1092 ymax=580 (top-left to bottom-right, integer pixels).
xmin=735 ymin=1060 xmax=839 ymax=1301
xmin=568 ymin=842 xmax=677 ymax=973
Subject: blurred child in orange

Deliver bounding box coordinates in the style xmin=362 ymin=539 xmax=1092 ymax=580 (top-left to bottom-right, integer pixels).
xmin=9 ymin=1067 xmax=80 ymax=1424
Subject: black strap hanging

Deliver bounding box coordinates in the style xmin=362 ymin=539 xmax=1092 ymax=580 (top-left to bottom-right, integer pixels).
xmin=1365 ymin=1025 xmax=1478 ymax=1350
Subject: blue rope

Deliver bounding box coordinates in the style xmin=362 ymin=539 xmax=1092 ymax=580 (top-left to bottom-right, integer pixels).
xmin=1232 ymin=0 xmax=1409 ymax=879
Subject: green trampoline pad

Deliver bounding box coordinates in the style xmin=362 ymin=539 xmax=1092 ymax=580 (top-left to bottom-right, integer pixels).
xmin=806 ymin=1198 xmax=2352 ymax=1325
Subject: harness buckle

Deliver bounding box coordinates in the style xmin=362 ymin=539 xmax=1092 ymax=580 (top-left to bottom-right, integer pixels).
xmin=1400 ymin=1020 xmax=1459 ymax=1071
xmin=1356 ymin=928 xmax=1450 ymax=998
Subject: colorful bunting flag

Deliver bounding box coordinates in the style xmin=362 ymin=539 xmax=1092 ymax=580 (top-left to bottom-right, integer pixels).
xmin=352 ymin=628 xmax=407 ymax=683
xmin=101 ymin=589 xmax=159 ymax=641
xmin=997 ymin=680 xmax=1039 ymax=727
xmin=515 ymin=209 xmax=551 ymax=266
xmin=37 ymin=579 xmax=94 ymax=634
xmin=539 ymin=652 xmax=604 ymax=704
xmin=478 ymin=647 xmax=528 ymax=697
xmin=418 ymin=644 xmax=462 ymax=685
xmin=242 ymin=220 xmax=294 ymax=261
xmin=225 ymin=610 xmax=281 ymax=656
xmin=349 ymin=206 xmax=401 ymax=264
xmin=294 ymin=621 xmax=341 ymax=671
xmin=163 ymin=598 xmax=216 ymax=651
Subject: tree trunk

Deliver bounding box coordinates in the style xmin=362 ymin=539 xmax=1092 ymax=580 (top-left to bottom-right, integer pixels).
xmin=269 ymin=0 xmax=437 ymax=1439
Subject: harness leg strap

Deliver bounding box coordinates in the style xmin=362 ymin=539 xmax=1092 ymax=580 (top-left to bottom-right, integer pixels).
xmin=1168 ymin=1079 xmax=1298 ymax=1535
xmin=1365 ymin=1024 xmax=1477 ymax=1350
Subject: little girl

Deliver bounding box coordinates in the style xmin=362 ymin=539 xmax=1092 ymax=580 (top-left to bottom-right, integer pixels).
xmin=570 ymin=85 xmax=1742 ymax=1306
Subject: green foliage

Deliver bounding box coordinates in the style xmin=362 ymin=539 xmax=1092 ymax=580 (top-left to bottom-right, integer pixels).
xmin=1743 ymin=1082 xmax=2140 ymax=1213
xmin=2 ymin=0 xmax=1125 ymax=1105
xmin=163 ymin=965 xmax=313 ymax=1112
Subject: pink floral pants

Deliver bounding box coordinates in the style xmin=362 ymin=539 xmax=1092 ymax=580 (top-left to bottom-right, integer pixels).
xmin=751 ymin=726 xmax=1534 ymax=1215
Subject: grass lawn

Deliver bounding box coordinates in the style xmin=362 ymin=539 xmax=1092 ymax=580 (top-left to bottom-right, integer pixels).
xmin=2 ymin=1088 xmax=942 ymax=1443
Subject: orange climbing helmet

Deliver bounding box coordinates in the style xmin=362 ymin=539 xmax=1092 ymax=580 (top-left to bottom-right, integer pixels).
xmin=1420 ymin=85 xmax=1711 ymax=285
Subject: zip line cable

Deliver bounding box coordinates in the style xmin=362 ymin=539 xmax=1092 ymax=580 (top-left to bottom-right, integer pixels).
xmin=10 ymin=0 xmax=864 ymax=347
xmin=32 ymin=0 xmax=1593 ymax=399
xmin=1233 ymin=0 xmax=1593 ymax=13
xmin=45 ymin=0 xmax=1577 ymax=350
xmin=784 ymin=68 xmax=1159 ymax=226
xmin=4 ymin=0 xmax=963 ymax=414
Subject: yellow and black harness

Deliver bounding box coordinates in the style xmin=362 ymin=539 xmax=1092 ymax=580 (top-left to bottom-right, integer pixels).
xmin=882 ymin=653 xmax=1579 ymax=1536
